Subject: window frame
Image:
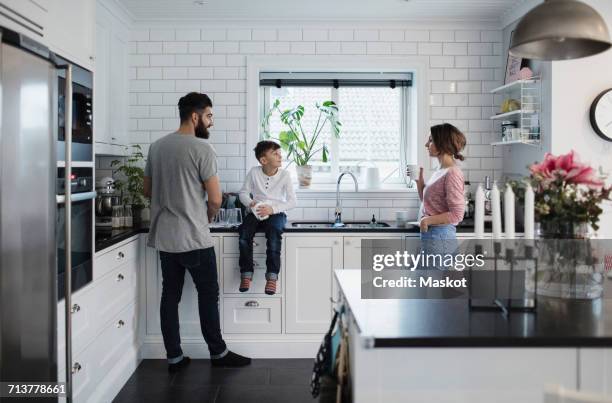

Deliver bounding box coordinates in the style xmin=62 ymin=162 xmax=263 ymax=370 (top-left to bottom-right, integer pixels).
xmin=260 ymin=84 xmax=411 ymax=184
xmin=246 ymin=56 xmax=431 ymax=190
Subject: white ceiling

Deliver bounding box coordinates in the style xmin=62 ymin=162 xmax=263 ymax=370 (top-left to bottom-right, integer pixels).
xmin=117 ymin=0 xmax=533 ymax=23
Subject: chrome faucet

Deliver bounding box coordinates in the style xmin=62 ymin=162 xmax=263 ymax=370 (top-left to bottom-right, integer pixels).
xmin=334 ymin=171 xmax=359 ymax=227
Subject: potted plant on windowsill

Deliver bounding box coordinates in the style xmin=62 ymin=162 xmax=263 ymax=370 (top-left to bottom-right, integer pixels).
xmin=261 ymin=99 xmax=341 ymax=188
xmin=111 ymin=144 xmax=149 ymax=225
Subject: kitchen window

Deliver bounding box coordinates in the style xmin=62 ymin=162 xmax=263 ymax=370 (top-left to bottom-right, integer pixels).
xmin=259 ymin=72 xmax=414 ymax=186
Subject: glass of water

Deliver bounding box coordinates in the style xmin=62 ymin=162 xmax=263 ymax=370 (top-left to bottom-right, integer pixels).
xmin=224 ymin=208 xmax=243 ymax=227
xmin=234 ymin=208 xmax=242 ymax=226
xmin=213 ymin=208 xmax=226 ymax=227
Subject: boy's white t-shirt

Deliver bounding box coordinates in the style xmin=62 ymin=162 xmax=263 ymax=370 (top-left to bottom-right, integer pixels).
xmin=238 ymin=166 xmax=297 ymax=214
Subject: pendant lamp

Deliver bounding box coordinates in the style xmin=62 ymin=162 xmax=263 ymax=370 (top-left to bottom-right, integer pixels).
xmin=510 ymin=0 xmax=611 ymax=60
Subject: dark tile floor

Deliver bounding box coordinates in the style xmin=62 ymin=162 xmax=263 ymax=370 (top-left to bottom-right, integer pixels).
xmin=113 ymin=359 xmax=318 ymax=403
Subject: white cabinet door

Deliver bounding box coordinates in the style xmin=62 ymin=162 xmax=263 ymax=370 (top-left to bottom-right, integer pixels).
xmin=46 ymin=0 xmax=94 ymax=70
xmin=145 ymin=237 xmax=221 ymax=337
xmin=108 ymin=31 xmax=128 ymax=147
xmin=343 ymin=236 xmax=403 ymax=270
xmin=93 ymin=1 xmax=129 ymax=152
xmin=285 ymin=236 xmax=342 ymax=333
xmin=222 ymin=297 xmax=281 ymax=334
xmin=93 ymin=20 xmax=110 ymax=145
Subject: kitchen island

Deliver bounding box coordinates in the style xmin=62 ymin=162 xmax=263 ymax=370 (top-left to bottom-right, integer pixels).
xmin=335 ymin=269 xmax=612 ymax=403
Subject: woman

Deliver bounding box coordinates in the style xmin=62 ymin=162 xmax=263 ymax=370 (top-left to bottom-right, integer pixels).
xmin=415 ymin=123 xmax=466 ymax=268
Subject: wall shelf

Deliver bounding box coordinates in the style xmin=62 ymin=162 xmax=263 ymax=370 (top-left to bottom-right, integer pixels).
xmin=489 ymin=77 xmax=542 ymax=146
xmin=491 ymin=140 xmax=540 ymax=147
xmin=489 ymin=110 xmax=537 ymax=120
xmin=490 ymin=79 xmax=539 ymax=94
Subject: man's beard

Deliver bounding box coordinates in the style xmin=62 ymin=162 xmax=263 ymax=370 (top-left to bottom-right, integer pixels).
xmin=195 ymin=119 xmax=210 ymax=139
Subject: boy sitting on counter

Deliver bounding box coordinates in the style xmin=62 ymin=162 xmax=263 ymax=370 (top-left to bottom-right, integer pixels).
xmin=238 ymin=141 xmax=296 ymax=295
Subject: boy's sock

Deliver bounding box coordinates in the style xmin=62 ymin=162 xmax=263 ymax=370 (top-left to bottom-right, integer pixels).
xmin=264 ymin=279 xmax=277 ymax=295
xmin=239 ymin=277 xmax=251 ymax=292
xmin=211 ymin=351 xmax=251 ymax=367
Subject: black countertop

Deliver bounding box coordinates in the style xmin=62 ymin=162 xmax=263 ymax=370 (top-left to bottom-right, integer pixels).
xmin=95 ymin=219 xmax=490 ymax=253
xmin=335 ymin=270 xmax=612 ymax=348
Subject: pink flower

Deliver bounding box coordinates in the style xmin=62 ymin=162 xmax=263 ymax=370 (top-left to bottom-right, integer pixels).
xmin=554 ymin=150 xmax=575 ymax=174
xmin=529 ymin=152 xmax=556 ymax=178
xmin=566 ymin=166 xmax=604 ymax=188
xmin=529 ymin=151 xmax=605 ymax=189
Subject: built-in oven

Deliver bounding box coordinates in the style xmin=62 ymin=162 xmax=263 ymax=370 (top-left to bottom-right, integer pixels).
xmin=57 ymin=56 xmax=92 ymax=162
xmin=56 ymin=167 xmax=95 ymax=300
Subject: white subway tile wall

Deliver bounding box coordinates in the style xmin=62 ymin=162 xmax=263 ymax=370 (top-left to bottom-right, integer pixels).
xmin=128 ymin=26 xmax=504 ymax=221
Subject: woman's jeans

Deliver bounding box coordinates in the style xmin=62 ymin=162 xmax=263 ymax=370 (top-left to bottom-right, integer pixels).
xmin=420 ymin=224 xmax=458 ymax=270
xmin=238 ymin=213 xmax=287 ymax=281
xmin=159 ymin=248 xmax=228 ymax=362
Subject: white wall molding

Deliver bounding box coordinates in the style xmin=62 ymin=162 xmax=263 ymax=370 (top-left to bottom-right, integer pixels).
xmin=132 ymin=20 xmax=503 ymax=31
xmin=99 ymin=0 xmax=135 ymax=27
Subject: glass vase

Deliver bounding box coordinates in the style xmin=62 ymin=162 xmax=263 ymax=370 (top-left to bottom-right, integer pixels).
xmin=529 ymin=221 xmax=603 ymax=299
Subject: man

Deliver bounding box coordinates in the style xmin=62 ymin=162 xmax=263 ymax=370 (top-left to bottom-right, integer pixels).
xmin=144 ymin=92 xmax=251 ymax=372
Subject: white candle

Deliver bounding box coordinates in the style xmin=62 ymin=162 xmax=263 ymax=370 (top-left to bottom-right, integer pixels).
xmin=524 ymin=183 xmax=535 ymax=240
xmin=475 ymin=184 xmax=485 ymax=238
xmin=504 ymin=184 xmax=515 ymax=239
xmin=491 ymin=181 xmax=502 ymax=240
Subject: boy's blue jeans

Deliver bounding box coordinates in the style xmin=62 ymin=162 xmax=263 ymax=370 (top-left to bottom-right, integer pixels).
xmin=238 ymin=212 xmax=287 ymax=280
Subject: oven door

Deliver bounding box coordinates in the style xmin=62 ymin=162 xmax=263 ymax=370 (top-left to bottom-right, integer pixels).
xmin=56 ymin=192 xmax=96 ymax=300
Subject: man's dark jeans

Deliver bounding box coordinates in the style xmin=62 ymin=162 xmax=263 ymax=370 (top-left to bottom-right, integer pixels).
xmin=159 ymin=247 xmax=227 ymax=362
xmin=238 ymin=212 xmax=287 ymax=281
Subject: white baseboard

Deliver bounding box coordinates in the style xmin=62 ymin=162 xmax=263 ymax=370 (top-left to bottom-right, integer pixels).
xmin=141 ymin=340 xmax=320 ymax=359
xmin=88 ymin=347 xmax=141 ymax=403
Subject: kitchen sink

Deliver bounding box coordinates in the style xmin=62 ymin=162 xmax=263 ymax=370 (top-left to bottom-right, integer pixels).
xmin=290 ymin=221 xmax=391 ymax=229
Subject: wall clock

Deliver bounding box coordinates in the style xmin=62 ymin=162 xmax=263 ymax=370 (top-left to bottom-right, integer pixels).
xmin=590 ymin=88 xmax=612 ymax=142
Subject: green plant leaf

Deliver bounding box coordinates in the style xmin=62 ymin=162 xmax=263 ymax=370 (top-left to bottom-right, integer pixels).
xmin=322 ymin=144 xmax=329 ymax=163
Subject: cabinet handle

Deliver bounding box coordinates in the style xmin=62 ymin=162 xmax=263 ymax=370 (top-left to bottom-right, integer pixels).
xmin=116 ymin=273 xmax=125 ymax=282
xmin=116 ymin=251 xmax=125 ymax=260
xmin=111 ymin=137 xmax=116 ymax=141
xmin=333 ymin=240 xmax=339 ymax=245
xmin=253 ymin=241 xmax=259 ymax=247
xmin=253 ymin=261 xmax=260 ymax=268
xmin=244 ymin=300 xmax=259 ymax=307
xmin=72 ymin=362 xmax=82 ymax=374
xmin=345 ymin=240 xmax=351 ymax=245
xmin=71 ymin=304 xmax=80 ymax=314
xmin=117 ymin=320 xmax=125 ymax=328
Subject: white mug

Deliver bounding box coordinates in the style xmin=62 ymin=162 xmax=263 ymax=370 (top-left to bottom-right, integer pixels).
xmin=405 ymin=164 xmax=418 ymax=188
xmin=363 ymin=167 xmax=381 ymax=190
xmin=253 ymin=202 xmax=269 ymax=221
xmin=396 ymin=211 xmax=410 ymax=227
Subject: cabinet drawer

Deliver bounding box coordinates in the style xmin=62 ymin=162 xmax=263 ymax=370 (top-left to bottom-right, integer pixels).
xmin=223 ymin=257 xmax=281 ymax=294
xmin=70 ymin=302 xmax=137 ymax=402
xmin=223 ymin=236 xmax=267 ymax=255
xmin=222 ymin=297 xmax=281 ymax=334
xmin=95 ymin=238 xmax=138 ymax=280
xmin=58 ymin=259 xmax=137 ymax=355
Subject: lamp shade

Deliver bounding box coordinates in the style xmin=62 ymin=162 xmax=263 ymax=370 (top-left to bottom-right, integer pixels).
xmin=510 ymin=0 xmax=611 ymax=60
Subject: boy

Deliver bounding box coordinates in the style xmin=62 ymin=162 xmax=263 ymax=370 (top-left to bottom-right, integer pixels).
xmin=238 ymin=141 xmax=296 ymax=295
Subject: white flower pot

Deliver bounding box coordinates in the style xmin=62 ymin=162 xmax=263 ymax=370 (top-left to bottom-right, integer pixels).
xmin=296 ymin=165 xmax=313 ymax=188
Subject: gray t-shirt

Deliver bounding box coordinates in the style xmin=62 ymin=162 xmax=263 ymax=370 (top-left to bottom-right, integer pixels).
xmin=144 ymin=132 xmax=217 ymax=253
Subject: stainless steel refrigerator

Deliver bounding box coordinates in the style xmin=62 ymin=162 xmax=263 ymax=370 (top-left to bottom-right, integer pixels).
xmin=0 ymin=28 xmax=61 ymax=402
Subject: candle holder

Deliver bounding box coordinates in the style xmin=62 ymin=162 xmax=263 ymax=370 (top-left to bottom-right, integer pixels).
xmin=468 ymin=240 xmax=538 ymax=316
